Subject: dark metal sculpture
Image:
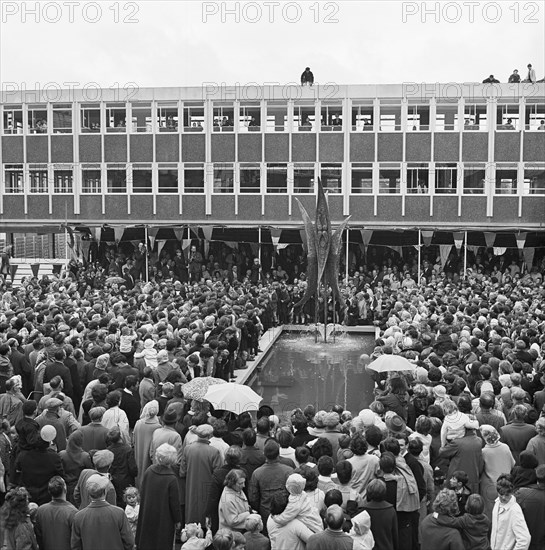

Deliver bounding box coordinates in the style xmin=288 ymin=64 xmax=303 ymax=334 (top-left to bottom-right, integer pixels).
xmin=294 ymin=178 xmax=351 ymax=342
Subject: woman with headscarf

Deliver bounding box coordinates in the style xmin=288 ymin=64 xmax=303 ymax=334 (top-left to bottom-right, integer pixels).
xmin=133 ymin=400 xmax=161 ymax=489
xmin=59 ymin=430 xmax=93 ymax=504
xmin=480 ymin=424 xmax=515 ymax=518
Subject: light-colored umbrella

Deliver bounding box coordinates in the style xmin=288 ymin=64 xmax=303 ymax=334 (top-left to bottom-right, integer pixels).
xmin=203 ymin=383 xmax=263 ymax=414
xmin=366 ymin=354 xmax=416 ymax=373
xmin=106 ymin=276 xmax=125 ymax=284
xmin=182 ymin=377 xmax=227 ymax=401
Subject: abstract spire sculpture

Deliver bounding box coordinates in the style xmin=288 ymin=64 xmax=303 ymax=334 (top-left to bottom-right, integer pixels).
xmin=294 ymin=178 xmax=351 ymax=342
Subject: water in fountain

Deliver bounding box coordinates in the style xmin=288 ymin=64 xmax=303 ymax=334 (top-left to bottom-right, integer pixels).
xmin=250 ymin=331 xmax=376 ymax=420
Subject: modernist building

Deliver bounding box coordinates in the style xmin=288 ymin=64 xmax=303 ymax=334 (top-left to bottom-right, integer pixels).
xmin=1 ymin=83 xmax=544 ymax=256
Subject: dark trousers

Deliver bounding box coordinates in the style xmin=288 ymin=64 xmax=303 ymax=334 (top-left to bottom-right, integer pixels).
xmin=397 ymin=510 xmax=420 ymax=550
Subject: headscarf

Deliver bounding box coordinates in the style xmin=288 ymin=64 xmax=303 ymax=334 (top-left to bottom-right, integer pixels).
xmin=140 ymin=399 xmax=159 ymax=420
xmin=480 ymin=424 xmax=500 ymax=445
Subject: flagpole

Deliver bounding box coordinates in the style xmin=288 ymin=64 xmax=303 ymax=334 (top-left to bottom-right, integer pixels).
xmin=258 ymin=226 xmax=262 ymax=265
xmin=345 ymin=228 xmax=349 ymax=283
xmin=417 ymin=230 xmax=421 ymax=286
xmin=65 ymin=226 xmax=69 ymax=261
xmin=144 ymin=226 xmax=149 ymax=283
xmin=464 ymin=230 xmax=468 ymax=280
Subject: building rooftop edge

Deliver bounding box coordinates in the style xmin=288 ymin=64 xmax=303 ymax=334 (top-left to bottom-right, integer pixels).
xmin=2 ymin=83 xmax=544 ymax=103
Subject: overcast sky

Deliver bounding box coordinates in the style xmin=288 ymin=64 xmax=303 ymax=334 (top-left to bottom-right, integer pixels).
xmin=1 ymin=0 xmax=544 ymax=91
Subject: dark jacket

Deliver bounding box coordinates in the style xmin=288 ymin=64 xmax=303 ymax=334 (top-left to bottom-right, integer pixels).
xmin=136 ymin=464 xmax=182 ymax=550
xmin=420 ymin=514 xmax=465 ymax=550
xmin=240 ymin=446 xmax=266 ymax=480
xmin=107 ymin=441 xmax=138 ymax=507
xmin=44 ymin=360 xmax=74 ymax=397
xmin=516 ymin=484 xmax=545 ymax=550
xmin=72 ymin=500 xmax=134 ymax=550
xmin=362 ymin=499 xmax=398 ymax=550
xmin=438 ymin=431 xmax=484 ymax=494
xmin=119 ymin=389 xmax=140 ymax=429
xmin=500 ymin=421 xmax=537 ymax=465
xmin=435 ymin=512 xmax=491 ymax=550
xmin=15 ymin=447 xmax=65 ymax=505
xmin=35 ymin=499 xmax=78 ymax=550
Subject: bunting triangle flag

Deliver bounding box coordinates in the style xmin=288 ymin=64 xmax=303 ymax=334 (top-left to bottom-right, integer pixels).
xmin=516 ymin=232 xmax=527 ymax=250
xmin=31 ymin=263 xmax=40 ymax=278
xmin=276 ymin=243 xmax=289 ymax=250
xmin=484 ymin=232 xmax=496 ymax=248
xmin=52 ymin=264 xmax=63 ymax=275
xmin=202 ymin=226 xmax=213 ymax=242
xmin=360 ymin=229 xmax=373 ymax=247
xmin=157 ymin=240 xmax=167 ymax=257
xmin=493 ymin=247 xmax=507 ymax=256
xmin=148 ymin=235 xmax=156 ymax=250
xmin=9 ymin=264 xmax=18 ymax=282
xmin=173 ymin=228 xmax=185 ymax=241
xmin=92 ymin=227 xmax=102 ymax=242
xmin=385 ymin=245 xmax=402 ymax=257
xmin=113 ymin=227 xmax=125 ymax=243
xmin=439 ymin=244 xmax=452 ymax=268
xmin=421 ymin=230 xmax=434 ymax=247
xmin=182 ymin=239 xmax=192 ymax=251
xmin=453 ymin=231 xmax=464 ymax=251
xmin=270 ymin=228 xmax=282 ymax=248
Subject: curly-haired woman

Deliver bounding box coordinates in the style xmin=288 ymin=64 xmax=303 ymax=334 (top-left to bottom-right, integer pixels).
xmin=0 ymin=486 xmax=38 ymax=550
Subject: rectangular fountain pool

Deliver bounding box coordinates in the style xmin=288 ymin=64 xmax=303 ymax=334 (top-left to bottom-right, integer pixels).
xmin=248 ymin=331 xmax=377 ymax=419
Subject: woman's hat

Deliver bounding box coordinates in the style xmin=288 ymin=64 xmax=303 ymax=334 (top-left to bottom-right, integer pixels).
xmin=385 ymin=414 xmax=406 ymax=434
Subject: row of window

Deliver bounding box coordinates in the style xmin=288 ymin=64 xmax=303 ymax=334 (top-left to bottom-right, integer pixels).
xmin=3 ymin=163 xmax=544 ymax=195
xmin=2 ymin=100 xmax=544 ymax=134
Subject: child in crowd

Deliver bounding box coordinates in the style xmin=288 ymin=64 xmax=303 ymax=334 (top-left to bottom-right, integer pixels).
xmin=349 ymin=510 xmax=375 ymax=550
xmin=409 ymin=415 xmax=432 ymax=463
xmin=435 ymin=493 xmax=491 ymax=550
xmin=272 ymin=473 xmax=323 ymax=533
xmin=118 ymin=325 xmax=136 ymax=357
xmin=180 ymin=522 xmax=213 ymax=550
xmin=243 ymin=514 xmax=270 ymax=550
xmin=448 ymin=471 xmax=471 ymax=516
xmin=440 ymin=401 xmax=479 ymax=446
xmin=123 ymin=487 xmax=140 ymax=537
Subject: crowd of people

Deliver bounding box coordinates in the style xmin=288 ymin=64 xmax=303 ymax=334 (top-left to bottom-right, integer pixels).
xmin=0 ymin=239 xmax=544 ymax=550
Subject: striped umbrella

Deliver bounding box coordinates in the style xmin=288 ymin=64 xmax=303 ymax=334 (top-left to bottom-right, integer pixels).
xmin=181 ymin=377 xmax=227 ymax=401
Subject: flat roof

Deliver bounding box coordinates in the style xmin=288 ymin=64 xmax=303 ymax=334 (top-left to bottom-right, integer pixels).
xmin=2 ymin=83 xmax=544 ymax=104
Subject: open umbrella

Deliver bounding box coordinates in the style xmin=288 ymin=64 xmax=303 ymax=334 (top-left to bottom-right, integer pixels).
xmin=106 ymin=276 xmax=125 ymax=284
xmin=203 ymin=383 xmax=263 ymax=414
xmin=366 ymin=354 xmax=416 ymax=373
xmin=182 ymin=377 xmax=226 ymax=401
